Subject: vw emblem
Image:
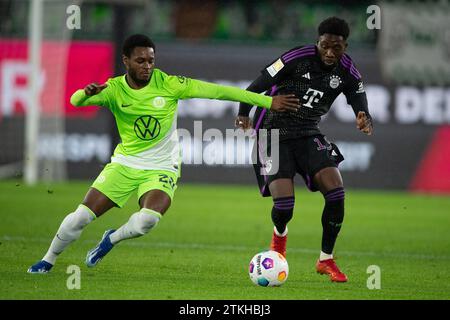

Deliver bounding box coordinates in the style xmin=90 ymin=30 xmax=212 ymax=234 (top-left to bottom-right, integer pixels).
xmin=134 ymin=116 xmax=161 ymax=141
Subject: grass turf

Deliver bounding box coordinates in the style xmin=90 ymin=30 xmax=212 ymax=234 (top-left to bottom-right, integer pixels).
xmin=0 ymin=180 xmax=449 ymax=300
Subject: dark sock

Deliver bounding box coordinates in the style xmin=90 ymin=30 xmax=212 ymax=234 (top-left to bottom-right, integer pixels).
xmin=321 ymin=188 xmax=345 ymax=254
xmin=271 ymin=196 xmax=295 ymax=235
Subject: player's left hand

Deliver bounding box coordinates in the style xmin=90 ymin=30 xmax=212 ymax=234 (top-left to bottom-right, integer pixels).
xmin=356 ymin=111 xmax=373 ymax=135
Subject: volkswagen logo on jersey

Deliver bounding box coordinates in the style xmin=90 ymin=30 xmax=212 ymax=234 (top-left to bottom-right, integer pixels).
xmin=134 ymin=115 xmax=161 ymax=141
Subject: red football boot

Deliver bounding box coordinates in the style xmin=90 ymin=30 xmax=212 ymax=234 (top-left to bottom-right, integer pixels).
xmin=270 ymin=227 xmax=287 ymax=257
xmin=316 ymin=258 xmax=348 ymax=282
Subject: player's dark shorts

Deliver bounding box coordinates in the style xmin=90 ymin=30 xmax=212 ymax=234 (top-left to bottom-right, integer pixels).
xmin=253 ymin=134 xmax=344 ymax=197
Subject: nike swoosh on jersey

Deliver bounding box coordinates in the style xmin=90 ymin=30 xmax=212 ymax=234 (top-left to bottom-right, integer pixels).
xmin=121 ymin=104 xmax=132 ymax=108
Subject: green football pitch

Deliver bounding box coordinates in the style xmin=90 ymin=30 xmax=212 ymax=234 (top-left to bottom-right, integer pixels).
xmin=1 ymin=180 xmax=449 ymax=300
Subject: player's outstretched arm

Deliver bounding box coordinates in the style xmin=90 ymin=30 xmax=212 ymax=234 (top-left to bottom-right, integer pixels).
xmin=178 ymin=78 xmax=299 ymax=111
xmin=70 ymin=82 xmax=108 ymax=107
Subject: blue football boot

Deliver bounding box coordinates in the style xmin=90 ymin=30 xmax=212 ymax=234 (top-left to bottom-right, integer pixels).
xmin=28 ymin=260 xmax=53 ymax=273
xmin=85 ymin=229 xmax=115 ymax=267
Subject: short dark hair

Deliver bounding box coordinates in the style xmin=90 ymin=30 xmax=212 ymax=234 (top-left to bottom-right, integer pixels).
xmin=318 ymin=17 xmax=350 ymax=40
xmin=122 ymin=34 xmax=155 ymax=57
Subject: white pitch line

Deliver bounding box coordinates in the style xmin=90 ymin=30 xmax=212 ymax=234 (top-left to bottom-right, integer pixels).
xmin=2 ymin=235 xmax=450 ymax=261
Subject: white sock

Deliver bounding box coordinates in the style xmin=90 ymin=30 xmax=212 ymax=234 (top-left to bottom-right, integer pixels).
xmin=274 ymin=226 xmax=288 ymax=237
xmin=319 ymin=251 xmax=333 ymax=261
xmin=109 ymin=208 xmax=162 ymax=245
xmin=42 ymin=204 xmax=96 ymax=265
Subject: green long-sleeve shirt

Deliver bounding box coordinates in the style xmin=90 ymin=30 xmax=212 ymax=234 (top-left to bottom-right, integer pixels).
xmin=70 ymin=68 xmax=272 ymax=173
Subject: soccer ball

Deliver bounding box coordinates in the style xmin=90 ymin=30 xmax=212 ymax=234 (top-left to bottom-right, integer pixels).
xmin=248 ymin=250 xmax=289 ymax=287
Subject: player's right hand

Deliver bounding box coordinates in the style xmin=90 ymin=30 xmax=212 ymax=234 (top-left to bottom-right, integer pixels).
xmin=84 ymin=83 xmax=107 ymax=96
xmin=271 ymin=94 xmax=300 ymax=112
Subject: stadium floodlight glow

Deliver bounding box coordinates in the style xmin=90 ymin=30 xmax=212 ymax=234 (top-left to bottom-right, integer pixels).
xmin=24 ymin=0 xmax=43 ymax=185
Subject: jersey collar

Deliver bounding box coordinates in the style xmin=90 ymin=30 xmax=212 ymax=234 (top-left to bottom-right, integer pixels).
xmin=121 ymin=73 xmax=153 ymax=91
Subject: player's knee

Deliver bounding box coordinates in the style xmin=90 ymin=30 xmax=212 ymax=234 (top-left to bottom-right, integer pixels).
xmin=139 ymin=190 xmax=172 ymax=215
xmin=271 ymin=196 xmax=295 ymax=225
xmin=66 ymin=205 xmax=95 ymax=228
xmin=147 ymin=202 xmax=170 ymax=215
xmin=59 ymin=205 xmax=96 ymax=238
xmin=133 ymin=208 xmax=162 ymax=235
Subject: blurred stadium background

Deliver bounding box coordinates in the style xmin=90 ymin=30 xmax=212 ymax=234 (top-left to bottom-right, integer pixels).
xmin=0 ymin=0 xmax=449 ymax=193
xmin=0 ymin=0 xmax=450 ymax=193
xmin=1 ymin=0 xmax=450 ymax=301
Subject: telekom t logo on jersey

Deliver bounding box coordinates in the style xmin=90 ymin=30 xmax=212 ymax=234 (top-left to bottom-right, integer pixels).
xmin=302 ymin=88 xmax=324 ymax=108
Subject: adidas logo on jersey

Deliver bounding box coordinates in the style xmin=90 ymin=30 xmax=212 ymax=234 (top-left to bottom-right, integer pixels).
xmin=302 ymin=72 xmax=310 ymax=79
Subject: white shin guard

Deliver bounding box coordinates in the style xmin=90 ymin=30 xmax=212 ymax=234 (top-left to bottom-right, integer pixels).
xmin=43 ymin=204 xmax=96 ymax=264
xmin=109 ymin=208 xmax=162 ymax=245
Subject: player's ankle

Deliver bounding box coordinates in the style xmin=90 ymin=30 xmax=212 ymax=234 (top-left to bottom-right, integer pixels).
xmin=319 ymin=251 xmax=333 ymax=261
xmin=42 ymin=253 xmax=57 ymax=265
xmin=274 ymin=226 xmax=288 ymax=237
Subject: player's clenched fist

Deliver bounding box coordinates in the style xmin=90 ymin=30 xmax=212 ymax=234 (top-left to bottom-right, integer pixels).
xmin=356 ymin=111 xmax=373 ymax=135
xmin=84 ymin=83 xmax=108 ymax=96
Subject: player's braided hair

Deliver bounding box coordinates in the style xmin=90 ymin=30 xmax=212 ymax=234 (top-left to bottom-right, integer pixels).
xmin=122 ymin=34 xmax=156 ymax=57
xmin=318 ymin=17 xmax=350 ymax=40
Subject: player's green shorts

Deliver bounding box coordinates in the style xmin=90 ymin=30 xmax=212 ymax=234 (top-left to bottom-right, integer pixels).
xmin=91 ymin=162 xmax=178 ymax=208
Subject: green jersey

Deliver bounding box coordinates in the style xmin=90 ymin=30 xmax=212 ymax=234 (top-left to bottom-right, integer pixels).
xmin=70 ymin=68 xmax=272 ymax=173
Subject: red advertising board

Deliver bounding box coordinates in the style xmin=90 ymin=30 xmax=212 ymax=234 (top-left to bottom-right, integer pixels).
xmin=0 ymin=39 xmax=113 ymax=119
xmin=410 ymin=126 xmax=450 ymax=194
